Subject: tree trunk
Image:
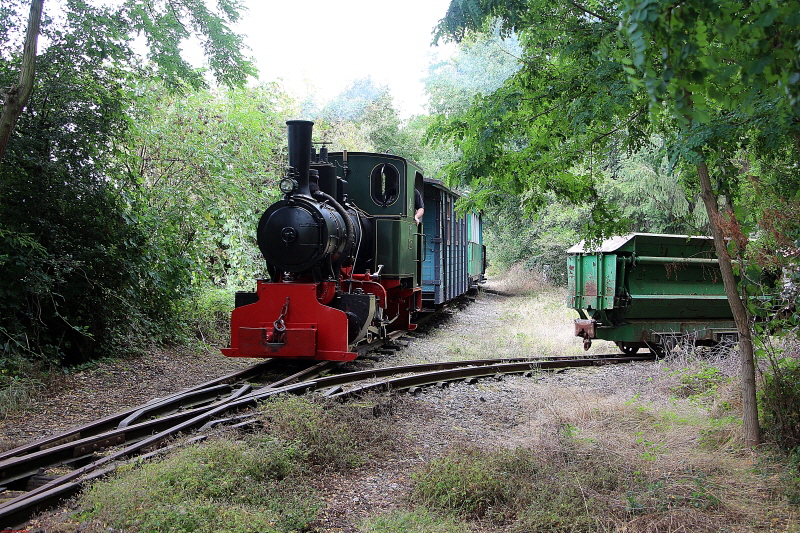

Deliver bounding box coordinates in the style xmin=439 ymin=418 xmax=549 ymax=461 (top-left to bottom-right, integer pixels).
xmin=0 ymin=0 xmax=44 ymax=163
xmin=696 ymin=161 xmax=760 ymax=447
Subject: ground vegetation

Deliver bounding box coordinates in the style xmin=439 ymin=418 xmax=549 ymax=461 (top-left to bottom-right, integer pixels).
xmin=23 ymin=279 xmax=800 ymax=533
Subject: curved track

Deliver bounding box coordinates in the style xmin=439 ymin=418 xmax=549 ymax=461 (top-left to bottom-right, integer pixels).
xmin=0 ymin=351 xmax=654 ymax=528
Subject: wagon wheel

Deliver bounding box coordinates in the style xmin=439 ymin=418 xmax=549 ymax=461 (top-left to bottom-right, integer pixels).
xmin=615 ymin=342 xmax=640 ymax=355
xmin=645 ymin=341 xmax=666 ymax=359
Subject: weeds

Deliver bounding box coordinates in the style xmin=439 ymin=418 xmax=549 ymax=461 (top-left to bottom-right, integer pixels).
xmin=258 ymin=394 xmax=397 ymax=469
xmin=411 ymin=444 xmax=627 ymax=531
xmin=360 ymin=509 xmax=470 ymax=533
xmin=69 ymin=395 xmax=400 ymax=533
xmin=0 ymin=374 xmax=42 ymax=418
xmin=669 ymin=363 xmax=730 ymax=404
xmin=77 ymin=438 xmax=318 ymax=533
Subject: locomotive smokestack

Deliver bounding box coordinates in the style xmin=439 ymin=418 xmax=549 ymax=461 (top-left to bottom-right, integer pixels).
xmin=286 ymin=120 xmax=314 ymax=196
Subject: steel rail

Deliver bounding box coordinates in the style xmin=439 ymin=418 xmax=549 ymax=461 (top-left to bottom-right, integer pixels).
xmin=0 ymin=354 xmax=652 ymax=527
xmin=0 ymin=360 xmax=276 ymax=464
xmin=0 ymin=361 xmax=335 ymax=490
xmin=326 ymin=355 xmax=656 ymax=399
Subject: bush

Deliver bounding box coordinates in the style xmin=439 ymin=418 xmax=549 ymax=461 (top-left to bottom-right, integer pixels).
xmin=176 ymin=288 xmax=235 ymax=346
xmin=759 ymin=355 xmax=800 ymax=450
xmin=77 ymin=438 xmax=318 ymax=533
xmin=258 ymin=395 xmax=398 ymax=470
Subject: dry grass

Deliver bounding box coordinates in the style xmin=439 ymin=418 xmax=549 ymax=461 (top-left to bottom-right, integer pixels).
xmin=486 ymin=263 xmax=553 ymax=295
xmin=399 ymin=280 xmax=800 ymax=532
xmin=500 ymin=350 xmax=798 ymax=532
xmin=389 ymin=287 xmax=613 ymax=366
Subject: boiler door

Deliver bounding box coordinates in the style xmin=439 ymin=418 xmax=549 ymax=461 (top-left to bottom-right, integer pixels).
xmin=258 ymin=200 xmax=342 ymax=272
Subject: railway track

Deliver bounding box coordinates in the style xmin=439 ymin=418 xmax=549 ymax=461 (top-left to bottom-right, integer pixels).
xmin=0 ymin=350 xmax=654 ymax=528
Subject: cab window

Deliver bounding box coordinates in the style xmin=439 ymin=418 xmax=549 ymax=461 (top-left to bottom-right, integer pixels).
xmin=370 ymin=163 xmax=399 ymax=207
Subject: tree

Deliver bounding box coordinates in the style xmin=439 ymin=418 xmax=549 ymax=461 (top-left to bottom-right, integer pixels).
xmin=430 ymin=0 xmax=640 ymax=238
xmin=125 ymin=84 xmax=292 ymax=289
xmin=0 ymin=0 xmax=256 ymax=367
xmin=0 ymin=0 xmax=42 ymax=161
xmin=0 ymin=0 xmax=256 ymax=163
xmin=617 ymin=0 xmax=800 ymax=448
xmin=433 ymin=0 xmax=800 ymax=447
xmin=316 ymin=77 xmax=427 ymax=162
xmin=424 ymin=24 xmax=522 ymax=116
xmin=599 ymin=137 xmax=708 ymax=235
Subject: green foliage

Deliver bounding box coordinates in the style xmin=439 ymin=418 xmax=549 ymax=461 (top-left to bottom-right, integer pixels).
xmin=315 ymin=77 xmax=428 ymax=164
xmin=411 ymin=444 xmax=627 ymax=530
xmin=598 ymin=136 xmax=710 ymax=234
xmin=670 ymin=363 xmax=730 ymax=404
xmin=120 ymin=0 xmax=256 ymax=91
xmin=259 ymin=395 xmax=397 ymax=470
xmin=431 ymin=1 xmax=640 ymax=241
xmin=125 ymin=84 xmax=290 ymax=289
xmin=424 ymin=25 xmax=521 ymax=116
xmin=482 ymin=194 xmax=588 ymax=285
xmin=433 ymin=0 xmax=799 ymax=288
xmin=618 ymin=0 xmax=800 ymax=123
xmin=175 ymin=288 xmax=235 ymax=346
xmin=785 ymin=448 xmax=800 ymax=505
xmin=759 ymin=354 xmax=800 ymax=450
xmin=78 ymin=438 xmax=318 ymax=533
xmin=0 ymin=373 xmax=41 ymax=418
xmin=412 ymin=446 xmax=530 ymax=517
xmin=0 ymin=0 xmax=256 ymax=368
xmin=0 ymin=41 xmax=157 ymax=363
xmin=361 ymin=509 xmax=469 ymax=533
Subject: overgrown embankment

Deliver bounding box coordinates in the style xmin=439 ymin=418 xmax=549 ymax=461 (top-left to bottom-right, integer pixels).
xmin=25 ymin=276 xmax=800 ymax=532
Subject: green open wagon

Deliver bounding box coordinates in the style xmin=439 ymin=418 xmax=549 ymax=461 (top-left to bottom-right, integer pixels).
xmin=567 ymin=234 xmax=738 ymax=355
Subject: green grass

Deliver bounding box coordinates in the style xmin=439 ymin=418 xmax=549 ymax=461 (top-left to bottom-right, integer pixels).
xmin=410 ymin=443 xmax=629 ymax=531
xmin=360 ymin=509 xmax=470 ymax=533
xmin=78 ymin=438 xmax=318 ymax=533
xmin=70 ymin=395 xmax=400 ymax=533
xmin=258 ymin=394 xmax=397 ymax=469
xmin=0 ymin=374 xmax=42 ymax=418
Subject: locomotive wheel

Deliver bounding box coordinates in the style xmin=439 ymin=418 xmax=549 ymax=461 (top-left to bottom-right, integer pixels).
xmin=615 ymin=342 xmax=640 ymax=355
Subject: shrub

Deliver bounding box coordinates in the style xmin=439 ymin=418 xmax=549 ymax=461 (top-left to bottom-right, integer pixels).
xmin=77 ymin=438 xmax=317 ymax=533
xmin=258 ymin=395 xmax=398 ymax=470
xmin=176 ymin=288 xmax=235 ymax=346
xmin=759 ymin=355 xmax=800 ymax=450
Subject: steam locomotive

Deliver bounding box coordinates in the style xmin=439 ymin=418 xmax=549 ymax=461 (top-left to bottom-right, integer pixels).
xmin=222 ymin=120 xmax=485 ymax=362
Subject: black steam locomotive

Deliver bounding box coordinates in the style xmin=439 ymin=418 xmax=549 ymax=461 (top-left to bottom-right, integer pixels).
xmin=223 ymin=120 xmax=485 ymax=361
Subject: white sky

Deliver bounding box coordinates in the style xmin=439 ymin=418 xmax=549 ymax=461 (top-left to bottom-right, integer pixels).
xmin=231 ymin=0 xmax=456 ymax=116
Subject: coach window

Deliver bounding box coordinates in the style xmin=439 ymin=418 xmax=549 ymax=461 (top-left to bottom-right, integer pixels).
xmin=371 ymin=163 xmax=399 ymax=207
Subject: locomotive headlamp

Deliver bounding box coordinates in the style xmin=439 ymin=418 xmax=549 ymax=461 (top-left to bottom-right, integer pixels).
xmin=279 ymin=178 xmax=298 ymax=194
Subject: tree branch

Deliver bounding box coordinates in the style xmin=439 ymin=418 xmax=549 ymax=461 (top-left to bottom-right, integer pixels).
xmin=0 ymin=0 xmax=44 ymax=163
xmin=570 ymin=1 xmax=611 ymax=23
